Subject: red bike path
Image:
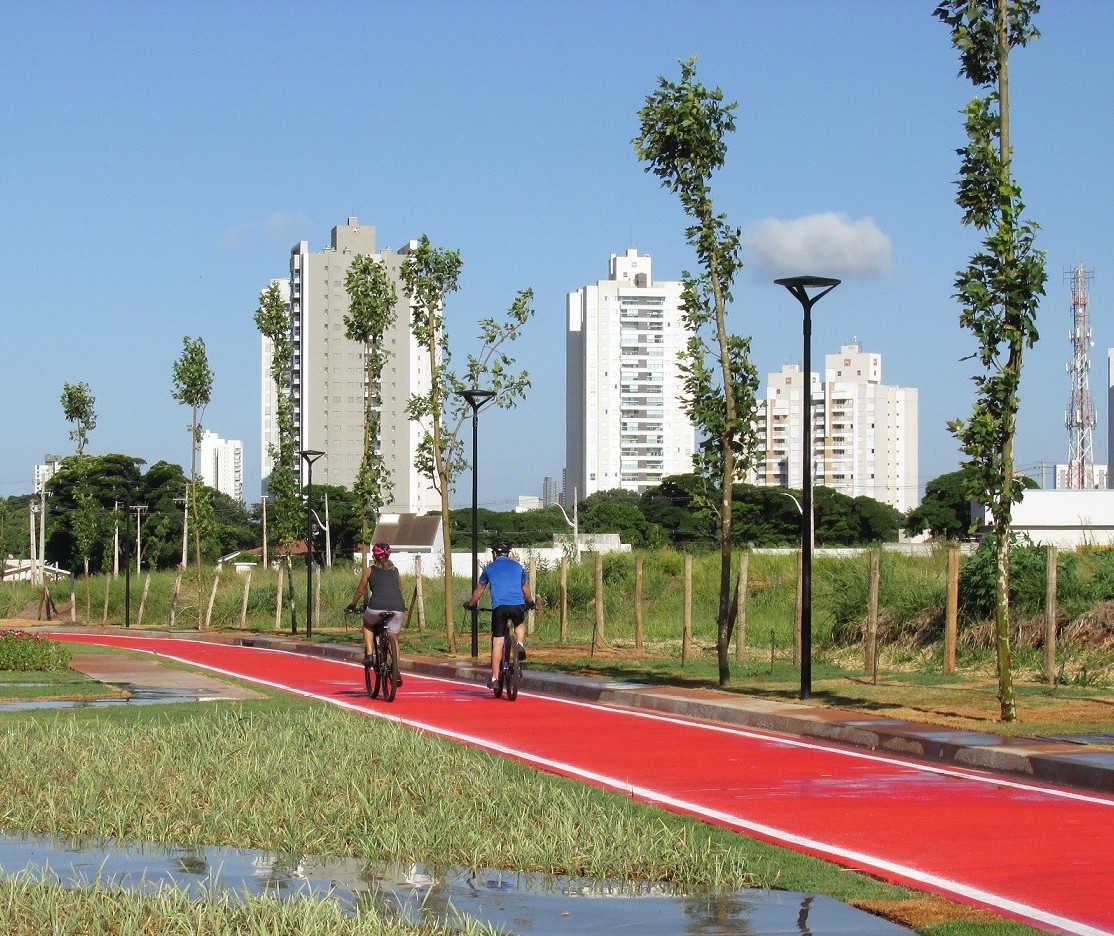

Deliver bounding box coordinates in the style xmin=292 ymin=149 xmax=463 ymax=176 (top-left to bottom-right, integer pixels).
xmin=51 ymin=632 xmax=1114 ymax=936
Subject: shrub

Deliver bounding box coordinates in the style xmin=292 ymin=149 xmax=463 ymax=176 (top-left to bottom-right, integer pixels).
xmin=0 ymin=631 xmax=72 ymax=671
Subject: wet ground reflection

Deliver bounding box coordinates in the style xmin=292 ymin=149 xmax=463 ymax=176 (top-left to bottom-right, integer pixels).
xmin=0 ymin=830 xmax=914 ymax=934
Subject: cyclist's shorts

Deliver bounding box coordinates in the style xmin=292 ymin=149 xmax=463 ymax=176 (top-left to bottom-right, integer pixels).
xmin=491 ymin=604 xmax=526 ymax=638
xmin=363 ymin=609 xmax=403 ymax=635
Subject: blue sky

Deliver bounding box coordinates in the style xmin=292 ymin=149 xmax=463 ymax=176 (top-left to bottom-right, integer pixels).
xmin=2 ymin=1 xmax=1111 ymax=510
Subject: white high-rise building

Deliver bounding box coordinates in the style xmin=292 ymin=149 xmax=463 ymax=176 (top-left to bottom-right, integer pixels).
xmin=265 ymin=218 xmax=436 ymax=514
xmin=199 ymin=430 xmax=244 ymax=502
xmin=749 ymin=342 xmax=919 ymax=513
xmin=33 ymin=459 xmax=61 ymax=495
xmin=565 ymin=249 xmax=694 ymax=499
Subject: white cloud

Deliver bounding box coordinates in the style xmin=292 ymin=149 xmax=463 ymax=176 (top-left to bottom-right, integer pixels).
xmin=742 ymin=212 xmax=891 ymax=278
xmin=219 ymin=212 xmax=313 ymax=252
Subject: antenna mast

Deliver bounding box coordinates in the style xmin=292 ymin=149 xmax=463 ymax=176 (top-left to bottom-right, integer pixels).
xmin=1065 ymin=263 xmax=1096 ymax=488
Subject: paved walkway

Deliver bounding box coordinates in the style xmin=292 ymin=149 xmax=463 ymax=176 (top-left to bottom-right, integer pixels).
xmin=237 ymin=634 xmax=1114 ymax=795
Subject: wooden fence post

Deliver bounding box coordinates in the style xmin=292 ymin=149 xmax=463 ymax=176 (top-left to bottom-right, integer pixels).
xmin=634 ymin=555 xmax=644 ymax=652
xmin=527 ymin=553 xmax=537 ymax=636
xmin=593 ymin=554 xmax=605 ymax=650
xmin=239 ymin=570 xmax=252 ymax=629
xmin=559 ymin=555 xmax=568 ymax=644
xmin=682 ymin=554 xmax=693 ymax=664
xmin=944 ymin=544 xmax=959 ymax=673
xmin=274 ymin=564 xmax=284 ymax=631
xmin=865 ymin=549 xmax=880 ymax=673
xmin=735 ymin=550 xmax=749 ymax=662
xmin=1045 ymin=544 xmax=1058 ymax=683
xmin=415 ymin=555 xmax=426 ymax=632
xmin=204 ymin=569 xmax=221 ymax=630
xmin=794 ymin=550 xmax=803 ymax=668
xmin=169 ymin=569 xmax=182 ymax=629
xmin=137 ymin=573 xmax=152 ymax=628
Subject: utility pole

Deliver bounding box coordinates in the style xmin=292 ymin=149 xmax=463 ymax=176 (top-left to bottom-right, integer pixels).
xmin=130 ymin=504 xmax=147 ymax=574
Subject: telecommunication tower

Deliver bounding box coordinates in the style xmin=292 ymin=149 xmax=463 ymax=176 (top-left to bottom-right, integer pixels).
xmin=1064 ymin=263 xmax=1096 ymax=488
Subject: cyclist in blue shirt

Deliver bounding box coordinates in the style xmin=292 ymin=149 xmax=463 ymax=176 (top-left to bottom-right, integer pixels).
xmin=465 ymin=540 xmax=535 ymax=690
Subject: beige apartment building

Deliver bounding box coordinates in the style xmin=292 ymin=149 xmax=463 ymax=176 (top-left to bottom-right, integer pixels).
xmin=749 ymin=342 xmax=919 ymax=513
xmin=261 ymin=218 xmax=437 ymax=514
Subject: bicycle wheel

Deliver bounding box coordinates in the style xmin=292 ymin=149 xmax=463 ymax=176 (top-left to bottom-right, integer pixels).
xmin=364 ymin=656 xmax=377 ymax=698
xmin=369 ymin=640 xmax=383 ymax=699
xmin=505 ymin=643 xmax=520 ymax=701
xmin=381 ymin=634 xmax=398 ymax=702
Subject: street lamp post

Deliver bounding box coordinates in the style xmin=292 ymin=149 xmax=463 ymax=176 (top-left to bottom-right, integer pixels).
xmin=299 ymin=449 xmax=326 ymax=639
xmin=456 ymin=388 xmax=495 ymax=658
xmin=775 ymin=276 xmax=840 ymax=700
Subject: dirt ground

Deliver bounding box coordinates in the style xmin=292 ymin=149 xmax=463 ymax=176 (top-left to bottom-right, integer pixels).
xmin=524 ymin=643 xmax=1114 ymax=737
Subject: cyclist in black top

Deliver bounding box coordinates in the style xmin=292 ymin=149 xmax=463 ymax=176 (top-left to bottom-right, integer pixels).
xmin=346 ymin=542 xmax=405 ymax=685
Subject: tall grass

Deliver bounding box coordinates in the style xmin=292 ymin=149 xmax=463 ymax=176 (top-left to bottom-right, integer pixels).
xmin=0 ymin=702 xmax=760 ymax=890
xmin=0 ymin=875 xmax=497 ymax=935
xmin=10 ymin=545 xmax=1114 ymax=677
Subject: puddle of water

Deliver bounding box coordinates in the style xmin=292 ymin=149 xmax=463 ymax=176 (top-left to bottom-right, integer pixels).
xmin=0 ymin=830 xmax=913 ymax=934
xmin=0 ymin=684 xmax=236 ymax=712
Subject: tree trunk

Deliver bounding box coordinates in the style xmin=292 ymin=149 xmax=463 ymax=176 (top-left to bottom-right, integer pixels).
xmin=995 ymin=518 xmax=1016 ymax=721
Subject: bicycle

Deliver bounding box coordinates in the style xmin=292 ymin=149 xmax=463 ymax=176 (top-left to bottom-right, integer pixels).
xmin=464 ymin=604 xmax=526 ymax=701
xmin=347 ymin=608 xmax=398 ymax=702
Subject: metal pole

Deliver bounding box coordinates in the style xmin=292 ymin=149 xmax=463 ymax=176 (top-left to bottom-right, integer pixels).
xmin=456 ymin=389 xmax=493 ymax=659
xmin=299 ymin=450 xmax=325 ymax=639
xmin=775 ymin=276 xmax=840 ymax=701
xmin=470 ymin=405 xmax=480 ymax=658
xmin=801 ymin=302 xmax=812 ymax=699
xmin=305 ymin=461 xmax=313 ymax=640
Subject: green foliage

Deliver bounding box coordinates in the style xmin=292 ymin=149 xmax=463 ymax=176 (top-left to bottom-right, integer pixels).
xmin=957 ymin=536 xmax=1082 ymax=623
xmin=171 ymin=335 xmax=215 ymax=597
xmin=254 ymin=282 xmax=301 ymax=550
xmin=60 ymin=381 xmax=96 ymax=457
xmin=824 ymin=552 xmax=949 ymax=644
xmin=0 ymin=630 xmax=72 ymax=671
xmin=935 ymin=0 xmax=1046 ymax=722
xmin=41 ymin=455 xmax=258 ymax=573
xmin=400 ymin=236 xmax=465 ymax=499
xmin=170 ymin=336 xmax=214 ymax=451
xmin=634 ymin=57 xmax=761 ymax=685
xmin=582 ymin=500 xmax=668 ymax=550
xmin=344 ymin=254 xmax=398 ymax=537
xmin=905 ymin=469 xmax=976 ymax=539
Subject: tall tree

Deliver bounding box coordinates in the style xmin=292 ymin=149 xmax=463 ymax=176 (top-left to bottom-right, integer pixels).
xmin=60 ymin=381 xmax=97 ymax=457
xmin=634 ymin=57 xmax=760 ymax=686
xmin=401 ymin=235 xmax=534 ymax=653
xmin=60 ymin=381 xmax=99 ymax=604
xmin=344 ymin=255 xmax=398 ymax=550
xmin=935 ymin=0 xmax=1046 ymax=721
xmin=171 ymin=336 xmax=214 ymax=627
xmin=254 ymin=283 xmax=302 ymax=552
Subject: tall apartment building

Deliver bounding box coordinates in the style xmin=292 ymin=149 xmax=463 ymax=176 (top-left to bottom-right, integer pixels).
xmin=565 ymin=249 xmax=694 ymax=499
xmin=199 ymin=430 xmax=244 ymax=502
xmin=749 ymin=342 xmax=919 ymax=513
xmin=33 ymin=459 xmax=61 ymax=495
xmin=262 ymin=218 xmax=436 ymax=514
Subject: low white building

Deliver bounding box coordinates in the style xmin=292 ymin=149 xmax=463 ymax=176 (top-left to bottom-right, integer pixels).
xmin=976 ymin=489 xmax=1114 ymax=549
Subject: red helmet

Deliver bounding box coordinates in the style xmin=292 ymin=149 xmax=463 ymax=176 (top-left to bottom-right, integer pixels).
xmin=372 ymin=542 xmax=391 ymax=559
